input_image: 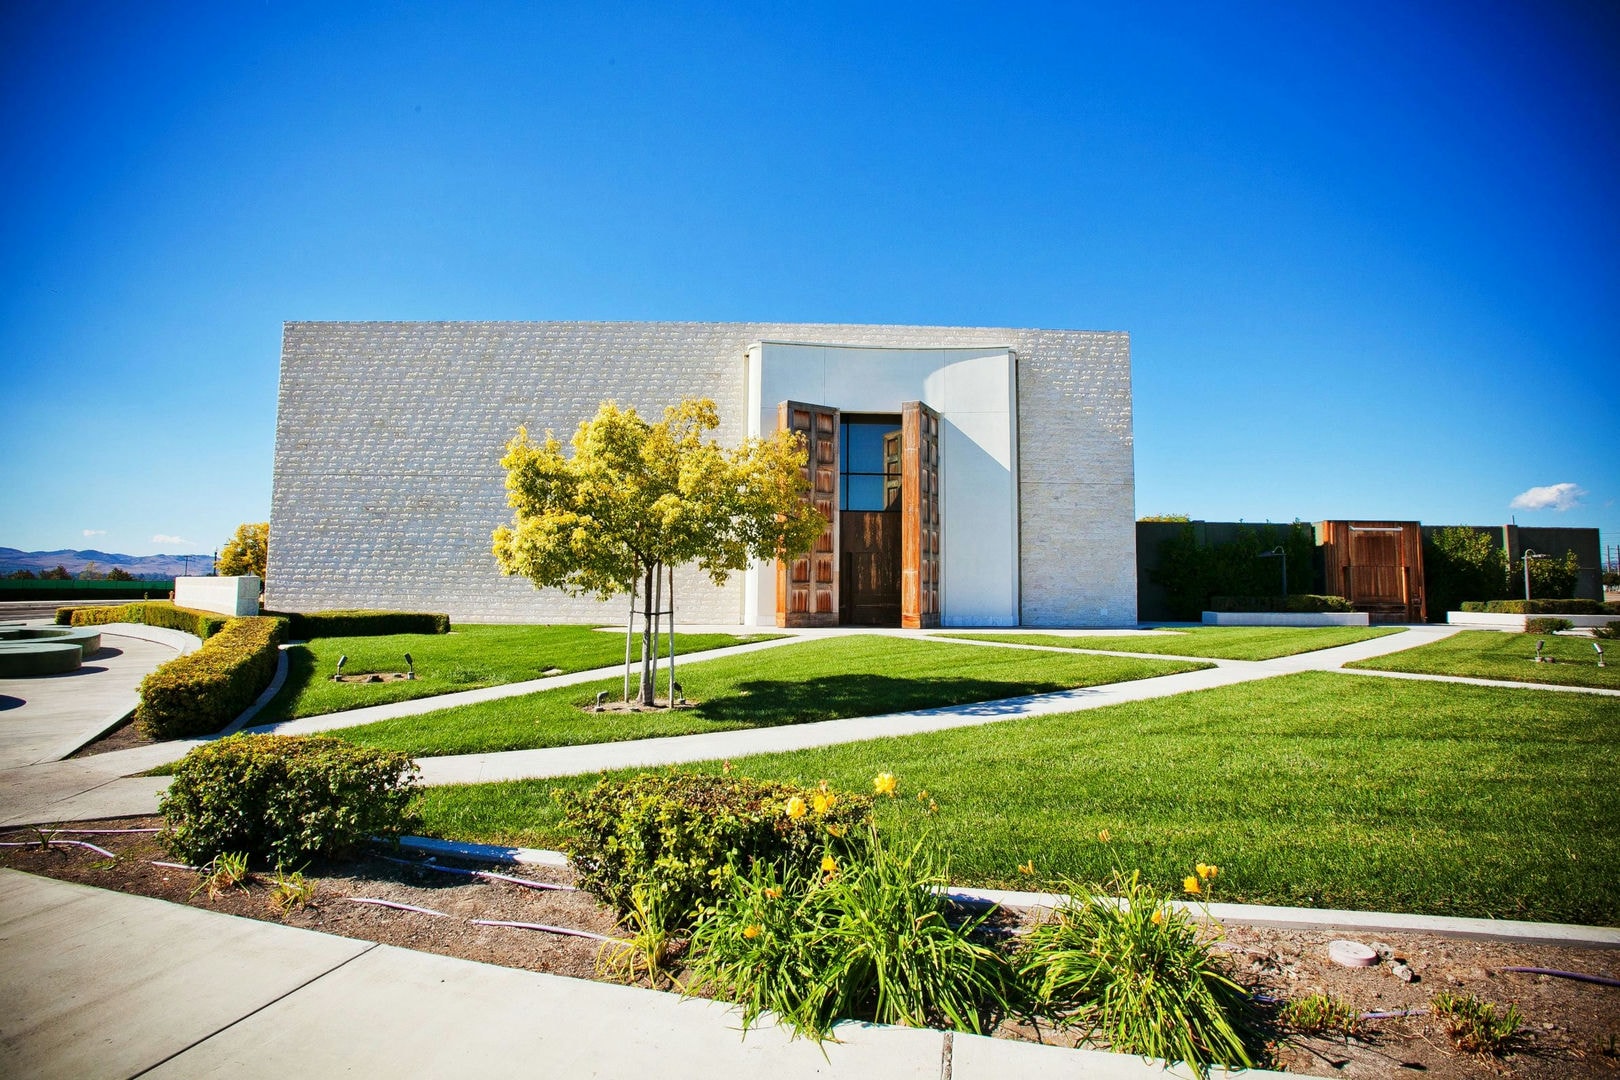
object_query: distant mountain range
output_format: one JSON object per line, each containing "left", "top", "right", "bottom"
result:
{"left": 0, "top": 547, "right": 213, "bottom": 580}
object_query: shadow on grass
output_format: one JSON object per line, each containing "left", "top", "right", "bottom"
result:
{"left": 688, "top": 674, "right": 1075, "bottom": 727}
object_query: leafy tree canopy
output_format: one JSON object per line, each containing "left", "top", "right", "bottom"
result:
{"left": 492, "top": 398, "right": 823, "bottom": 599}
{"left": 219, "top": 522, "right": 269, "bottom": 579}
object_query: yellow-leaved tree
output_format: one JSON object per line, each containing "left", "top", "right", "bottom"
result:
{"left": 218, "top": 522, "right": 269, "bottom": 579}
{"left": 493, "top": 398, "right": 823, "bottom": 705}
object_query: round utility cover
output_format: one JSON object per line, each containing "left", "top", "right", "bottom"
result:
{"left": 1329, "top": 940, "right": 1379, "bottom": 967}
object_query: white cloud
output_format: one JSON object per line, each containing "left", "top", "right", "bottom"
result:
{"left": 82, "top": 529, "right": 106, "bottom": 537}
{"left": 1509, "top": 483, "right": 1586, "bottom": 512}
{"left": 151, "top": 534, "right": 194, "bottom": 546}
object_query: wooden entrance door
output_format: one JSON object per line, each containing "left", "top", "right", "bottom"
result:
{"left": 900, "top": 401, "right": 941, "bottom": 629}
{"left": 776, "top": 401, "right": 840, "bottom": 627}
{"left": 841, "top": 511, "right": 901, "bottom": 625}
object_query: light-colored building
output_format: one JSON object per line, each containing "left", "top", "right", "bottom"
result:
{"left": 269, "top": 321, "right": 1136, "bottom": 627}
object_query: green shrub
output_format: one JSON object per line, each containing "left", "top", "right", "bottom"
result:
{"left": 1525, "top": 617, "right": 1575, "bottom": 634}
{"left": 1424, "top": 527, "right": 1512, "bottom": 621}
{"left": 159, "top": 734, "right": 418, "bottom": 865}
{"left": 136, "top": 616, "right": 286, "bottom": 738}
{"left": 555, "top": 772, "right": 872, "bottom": 925}
{"left": 1460, "top": 599, "right": 1613, "bottom": 615}
{"left": 1594, "top": 621, "right": 1620, "bottom": 641}
{"left": 63, "top": 600, "right": 228, "bottom": 639}
{"left": 686, "top": 828, "right": 1014, "bottom": 1039}
{"left": 1205, "top": 594, "right": 1352, "bottom": 613}
{"left": 1151, "top": 523, "right": 1317, "bottom": 621}
{"left": 1019, "top": 870, "right": 1254, "bottom": 1077}
{"left": 264, "top": 609, "right": 451, "bottom": 638}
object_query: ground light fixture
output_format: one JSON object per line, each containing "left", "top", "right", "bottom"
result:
{"left": 1597, "top": 642, "right": 1606, "bottom": 668}
{"left": 404, "top": 653, "right": 415, "bottom": 680}
{"left": 1257, "top": 545, "right": 1288, "bottom": 596}
{"left": 333, "top": 655, "right": 347, "bottom": 681}
{"left": 1535, "top": 640, "right": 1546, "bottom": 663}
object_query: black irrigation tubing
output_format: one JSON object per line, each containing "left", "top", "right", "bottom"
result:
{"left": 374, "top": 854, "right": 578, "bottom": 892}
{"left": 1501, "top": 966, "right": 1620, "bottom": 988}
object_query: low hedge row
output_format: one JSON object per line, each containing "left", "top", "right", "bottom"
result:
{"left": 557, "top": 773, "right": 873, "bottom": 925}
{"left": 136, "top": 616, "right": 286, "bottom": 739}
{"left": 263, "top": 609, "right": 451, "bottom": 638}
{"left": 1206, "top": 594, "right": 1354, "bottom": 613}
{"left": 1459, "top": 599, "right": 1618, "bottom": 615}
{"left": 59, "top": 600, "right": 229, "bottom": 640}
{"left": 160, "top": 734, "right": 418, "bottom": 864}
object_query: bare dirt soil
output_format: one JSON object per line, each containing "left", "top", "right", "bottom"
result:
{"left": 4, "top": 818, "right": 1616, "bottom": 1078}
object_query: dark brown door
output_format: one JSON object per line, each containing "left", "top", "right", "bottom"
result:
{"left": 841, "top": 511, "right": 901, "bottom": 625}
{"left": 900, "top": 401, "right": 941, "bottom": 629}
{"left": 776, "top": 401, "right": 840, "bottom": 627}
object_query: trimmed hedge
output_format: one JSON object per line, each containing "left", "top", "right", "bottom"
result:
{"left": 136, "top": 616, "right": 286, "bottom": 739}
{"left": 1206, "top": 594, "right": 1353, "bottom": 613}
{"left": 1525, "top": 617, "right": 1575, "bottom": 634}
{"left": 1459, "top": 599, "right": 1617, "bottom": 615}
{"left": 160, "top": 734, "right": 418, "bottom": 864}
{"left": 60, "top": 600, "right": 228, "bottom": 640}
{"left": 556, "top": 773, "right": 873, "bottom": 924}
{"left": 263, "top": 609, "right": 451, "bottom": 638}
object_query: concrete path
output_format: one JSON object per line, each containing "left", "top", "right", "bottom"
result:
{"left": 0, "top": 869, "right": 1283, "bottom": 1080}
{"left": 0, "top": 627, "right": 190, "bottom": 771}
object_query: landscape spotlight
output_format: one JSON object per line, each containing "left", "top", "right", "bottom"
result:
{"left": 595, "top": 691, "right": 608, "bottom": 712}
{"left": 404, "top": 652, "right": 415, "bottom": 680}
{"left": 333, "top": 655, "right": 347, "bottom": 681}
{"left": 1597, "top": 642, "right": 1606, "bottom": 669}
{"left": 1534, "top": 640, "right": 1545, "bottom": 663}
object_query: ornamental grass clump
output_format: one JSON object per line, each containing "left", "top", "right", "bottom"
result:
{"left": 685, "top": 826, "right": 1015, "bottom": 1041}
{"left": 1019, "top": 867, "right": 1254, "bottom": 1077}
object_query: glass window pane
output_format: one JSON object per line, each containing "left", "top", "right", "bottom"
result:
{"left": 845, "top": 475, "right": 889, "bottom": 511}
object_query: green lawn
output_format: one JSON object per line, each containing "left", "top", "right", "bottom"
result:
{"left": 940, "top": 625, "right": 1398, "bottom": 660}
{"left": 414, "top": 672, "right": 1620, "bottom": 925}
{"left": 258, "top": 624, "right": 776, "bottom": 722}
{"left": 331, "top": 636, "right": 1206, "bottom": 757}
{"left": 1347, "top": 630, "right": 1620, "bottom": 690}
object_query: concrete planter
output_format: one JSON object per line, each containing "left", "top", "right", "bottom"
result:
{"left": 1201, "top": 611, "right": 1369, "bottom": 627}
{"left": 1446, "top": 611, "right": 1618, "bottom": 631}
{"left": 174, "top": 575, "right": 261, "bottom": 617}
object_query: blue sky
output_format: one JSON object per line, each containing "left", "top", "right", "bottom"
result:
{"left": 2, "top": 1, "right": 1615, "bottom": 560}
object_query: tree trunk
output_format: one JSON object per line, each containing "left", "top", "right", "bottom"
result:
{"left": 639, "top": 561, "right": 657, "bottom": 706}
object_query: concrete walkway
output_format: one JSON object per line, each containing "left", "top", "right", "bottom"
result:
{"left": 0, "top": 869, "right": 1284, "bottom": 1080}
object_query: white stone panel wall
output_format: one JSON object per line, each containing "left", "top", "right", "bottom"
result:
{"left": 270, "top": 322, "right": 1135, "bottom": 625}
{"left": 175, "top": 576, "right": 262, "bottom": 617}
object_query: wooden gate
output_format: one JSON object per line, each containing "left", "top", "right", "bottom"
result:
{"left": 900, "top": 401, "right": 941, "bottom": 629}
{"left": 1318, "top": 520, "right": 1425, "bottom": 622}
{"left": 776, "top": 401, "right": 840, "bottom": 627}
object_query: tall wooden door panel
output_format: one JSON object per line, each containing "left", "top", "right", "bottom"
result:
{"left": 776, "top": 401, "right": 840, "bottom": 627}
{"left": 900, "top": 400, "right": 941, "bottom": 629}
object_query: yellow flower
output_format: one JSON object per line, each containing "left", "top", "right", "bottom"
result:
{"left": 1151, "top": 909, "right": 1165, "bottom": 926}
{"left": 873, "top": 772, "right": 898, "bottom": 796}
{"left": 1184, "top": 875, "right": 1201, "bottom": 895}
{"left": 1198, "top": 863, "right": 1219, "bottom": 880}
{"left": 722, "top": 760, "right": 733, "bottom": 774}
{"left": 763, "top": 887, "right": 782, "bottom": 900}
{"left": 820, "top": 855, "right": 838, "bottom": 877}
{"left": 743, "top": 924, "right": 761, "bottom": 939}
{"left": 1017, "top": 860, "right": 1035, "bottom": 876}
{"left": 812, "top": 791, "right": 836, "bottom": 814}
{"left": 1098, "top": 829, "right": 1112, "bottom": 843}
{"left": 825, "top": 824, "right": 847, "bottom": 838}
{"left": 785, "top": 796, "right": 807, "bottom": 820}
{"left": 927, "top": 799, "right": 938, "bottom": 814}
{"left": 916, "top": 789, "right": 930, "bottom": 802}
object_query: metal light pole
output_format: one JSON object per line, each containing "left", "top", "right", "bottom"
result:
{"left": 1522, "top": 549, "right": 1543, "bottom": 600}
{"left": 1258, "top": 546, "right": 1288, "bottom": 597}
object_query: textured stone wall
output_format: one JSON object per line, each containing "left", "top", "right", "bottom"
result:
{"left": 269, "top": 322, "right": 1136, "bottom": 625}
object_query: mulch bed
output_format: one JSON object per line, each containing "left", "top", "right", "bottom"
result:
{"left": 3, "top": 818, "right": 1616, "bottom": 1078}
